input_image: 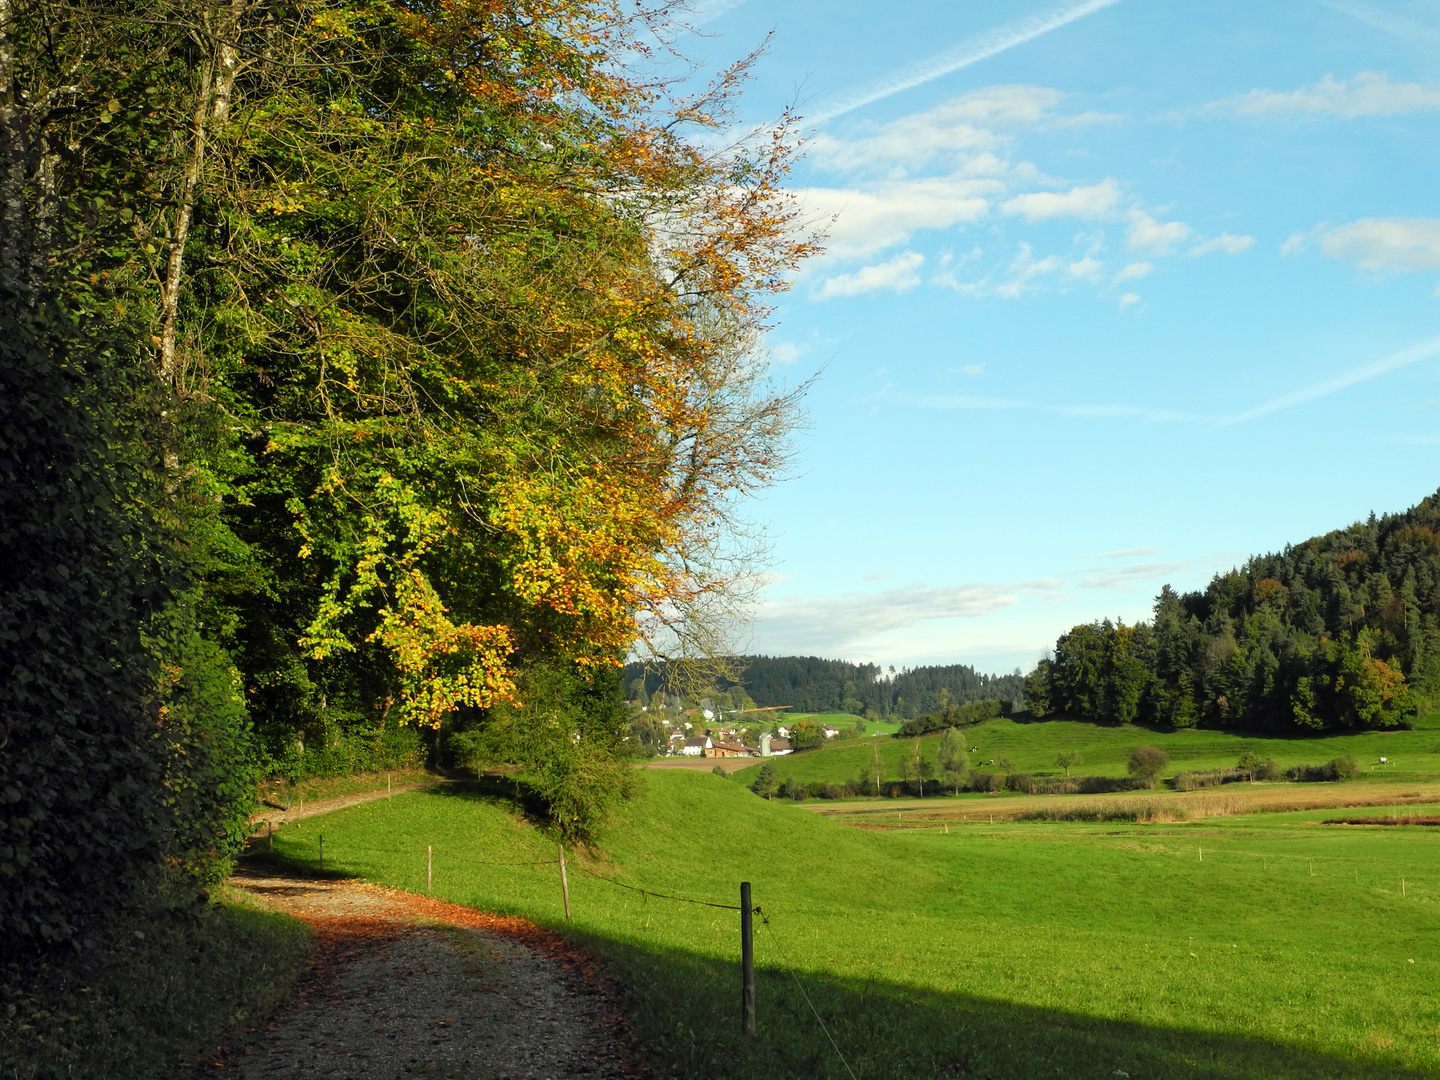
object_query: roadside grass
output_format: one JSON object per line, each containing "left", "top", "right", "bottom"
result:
{"left": 257, "top": 767, "right": 441, "bottom": 808}
{"left": 0, "top": 893, "right": 311, "bottom": 1080}
{"left": 728, "top": 713, "right": 1440, "bottom": 791}
{"left": 257, "top": 770, "right": 1440, "bottom": 1078}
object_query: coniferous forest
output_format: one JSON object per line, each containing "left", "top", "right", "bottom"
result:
{"left": 626, "top": 656, "right": 1025, "bottom": 718}
{"left": 1027, "top": 491, "right": 1440, "bottom": 731}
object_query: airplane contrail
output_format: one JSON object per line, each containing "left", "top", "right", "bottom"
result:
{"left": 1220, "top": 332, "right": 1440, "bottom": 426}
{"left": 811, "top": 0, "right": 1124, "bottom": 124}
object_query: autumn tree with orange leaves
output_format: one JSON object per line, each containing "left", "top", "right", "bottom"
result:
{"left": 11, "top": 0, "right": 817, "bottom": 835}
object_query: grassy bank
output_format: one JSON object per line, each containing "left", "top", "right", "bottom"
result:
{"left": 254, "top": 769, "right": 1440, "bottom": 1078}
{"left": 0, "top": 893, "right": 311, "bottom": 1079}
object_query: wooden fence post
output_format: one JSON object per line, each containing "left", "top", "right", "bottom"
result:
{"left": 741, "top": 881, "right": 755, "bottom": 1036}
{"left": 427, "top": 845, "right": 433, "bottom": 892}
{"left": 558, "top": 844, "right": 572, "bottom": 920}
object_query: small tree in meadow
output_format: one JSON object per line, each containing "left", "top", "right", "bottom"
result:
{"left": 867, "top": 744, "right": 884, "bottom": 796}
{"left": 938, "top": 728, "right": 969, "bottom": 794}
{"left": 900, "top": 739, "right": 933, "bottom": 796}
{"left": 1128, "top": 745, "right": 1169, "bottom": 782}
{"left": 1055, "top": 749, "right": 1082, "bottom": 777}
{"left": 751, "top": 763, "right": 778, "bottom": 799}
{"left": 1236, "top": 750, "right": 1262, "bottom": 780}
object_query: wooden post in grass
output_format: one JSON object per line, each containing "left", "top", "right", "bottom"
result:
{"left": 267, "top": 820, "right": 273, "bottom": 851}
{"left": 740, "top": 881, "right": 755, "bottom": 1036}
{"left": 427, "top": 845, "right": 433, "bottom": 892}
{"left": 388, "top": 773, "right": 392, "bottom": 800}
{"left": 558, "top": 844, "right": 572, "bottom": 921}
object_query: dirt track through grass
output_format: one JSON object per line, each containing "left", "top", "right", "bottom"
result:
{"left": 205, "top": 861, "right": 632, "bottom": 1079}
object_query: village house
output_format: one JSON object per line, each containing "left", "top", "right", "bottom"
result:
{"left": 708, "top": 741, "right": 755, "bottom": 758}
{"left": 680, "top": 735, "right": 712, "bottom": 757}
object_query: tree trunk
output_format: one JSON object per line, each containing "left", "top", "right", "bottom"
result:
{"left": 157, "top": 0, "right": 247, "bottom": 416}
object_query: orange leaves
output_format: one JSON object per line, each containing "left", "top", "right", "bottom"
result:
{"left": 493, "top": 466, "right": 681, "bottom": 665}
{"left": 371, "top": 570, "right": 516, "bottom": 727}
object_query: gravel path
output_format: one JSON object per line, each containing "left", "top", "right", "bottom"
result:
{"left": 206, "top": 863, "right": 634, "bottom": 1080}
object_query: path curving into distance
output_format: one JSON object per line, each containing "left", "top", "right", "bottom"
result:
{"left": 202, "top": 861, "right": 634, "bottom": 1079}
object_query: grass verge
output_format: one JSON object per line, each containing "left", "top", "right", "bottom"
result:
{"left": 254, "top": 771, "right": 1440, "bottom": 1078}
{"left": 0, "top": 892, "right": 311, "bottom": 1079}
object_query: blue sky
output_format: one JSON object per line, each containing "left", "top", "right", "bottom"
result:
{"left": 678, "top": 0, "right": 1440, "bottom": 674}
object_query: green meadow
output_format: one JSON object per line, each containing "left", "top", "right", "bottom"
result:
{"left": 733, "top": 713, "right": 1440, "bottom": 788}
{"left": 259, "top": 762, "right": 1440, "bottom": 1079}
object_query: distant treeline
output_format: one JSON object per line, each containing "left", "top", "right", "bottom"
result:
{"left": 624, "top": 656, "right": 1026, "bottom": 719}
{"left": 895, "top": 698, "right": 1008, "bottom": 736}
{"left": 1028, "top": 489, "right": 1440, "bottom": 732}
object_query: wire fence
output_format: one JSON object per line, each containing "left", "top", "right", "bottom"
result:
{"left": 249, "top": 819, "right": 863, "bottom": 1075}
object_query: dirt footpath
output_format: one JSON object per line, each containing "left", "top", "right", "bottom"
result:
{"left": 207, "top": 862, "right": 634, "bottom": 1080}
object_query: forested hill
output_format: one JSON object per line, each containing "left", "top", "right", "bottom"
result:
{"left": 625, "top": 656, "right": 1025, "bottom": 719}
{"left": 1029, "top": 488, "right": 1440, "bottom": 732}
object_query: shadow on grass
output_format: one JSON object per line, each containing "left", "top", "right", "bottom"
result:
{"left": 568, "top": 935, "right": 1422, "bottom": 1080}
{"left": 243, "top": 840, "right": 1422, "bottom": 1080}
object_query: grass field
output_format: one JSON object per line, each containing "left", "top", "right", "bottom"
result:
{"left": 257, "top": 761, "right": 1440, "bottom": 1079}
{"left": 731, "top": 713, "right": 1440, "bottom": 790}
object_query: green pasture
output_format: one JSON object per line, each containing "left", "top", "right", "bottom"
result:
{"left": 731, "top": 713, "right": 1440, "bottom": 789}
{"left": 260, "top": 769, "right": 1440, "bottom": 1078}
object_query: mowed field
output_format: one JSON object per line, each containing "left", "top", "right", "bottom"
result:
{"left": 728, "top": 713, "right": 1440, "bottom": 790}
{"left": 260, "top": 740, "right": 1440, "bottom": 1080}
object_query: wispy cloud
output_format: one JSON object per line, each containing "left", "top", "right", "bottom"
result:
{"left": 1219, "top": 333, "right": 1440, "bottom": 427}
{"left": 1190, "top": 233, "right": 1255, "bottom": 256}
{"left": 1323, "top": 0, "right": 1440, "bottom": 42}
{"left": 684, "top": 0, "right": 751, "bottom": 25}
{"left": 1128, "top": 211, "right": 1192, "bottom": 254}
{"left": 874, "top": 385, "right": 1205, "bottom": 424}
{"left": 808, "top": 86, "right": 1067, "bottom": 174}
{"left": 1211, "top": 72, "right": 1440, "bottom": 118}
{"left": 751, "top": 580, "right": 1066, "bottom": 655}
{"left": 1115, "top": 261, "right": 1153, "bottom": 281}
{"left": 810, "top": 0, "right": 1124, "bottom": 124}
{"left": 795, "top": 177, "right": 994, "bottom": 258}
{"left": 816, "top": 251, "right": 925, "bottom": 299}
{"left": 1086, "top": 547, "right": 1160, "bottom": 559}
{"left": 1321, "top": 217, "right": 1440, "bottom": 272}
{"left": 1001, "top": 178, "right": 1122, "bottom": 222}
{"left": 1080, "top": 561, "right": 1192, "bottom": 589}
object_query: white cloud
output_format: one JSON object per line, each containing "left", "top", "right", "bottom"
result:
{"left": 750, "top": 580, "right": 1066, "bottom": 655}
{"left": 1001, "top": 178, "right": 1122, "bottom": 222}
{"left": 797, "top": 178, "right": 993, "bottom": 258}
{"left": 1127, "top": 211, "right": 1192, "bottom": 254}
{"left": 816, "top": 251, "right": 926, "bottom": 299}
{"left": 1320, "top": 217, "right": 1440, "bottom": 272}
{"left": 810, "top": 0, "right": 1124, "bottom": 124}
{"left": 1080, "top": 561, "right": 1192, "bottom": 589}
{"left": 1215, "top": 72, "right": 1440, "bottom": 119}
{"left": 937, "top": 242, "right": 1064, "bottom": 298}
{"left": 1189, "top": 233, "right": 1255, "bottom": 256}
{"left": 1118, "top": 292, "right": 1141, "bottom": 307}
{"left": 1086, "top": 547, "right": 1160, "bottom": 558}
{"left": 1115, "top": 261, "right": 1153, "bottom": 281}
{"left": 1068, "top": 257, "right": 1104, "bottom": 281}
{"left": 769, "top": 341, "right": 811, "bottom": 365}
{"left": 809, "top": 86, "right": 1064, "bottom": 174}
{"left": 958, "top": 363, "right": 986, "bottom": 376}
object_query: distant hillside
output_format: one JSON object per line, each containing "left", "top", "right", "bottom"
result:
{"left": 1030, "top": 488, "right": 1440, "bottom": 732}
{"left": 624, "top": 655, "right": 1025, "bottom": 720}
